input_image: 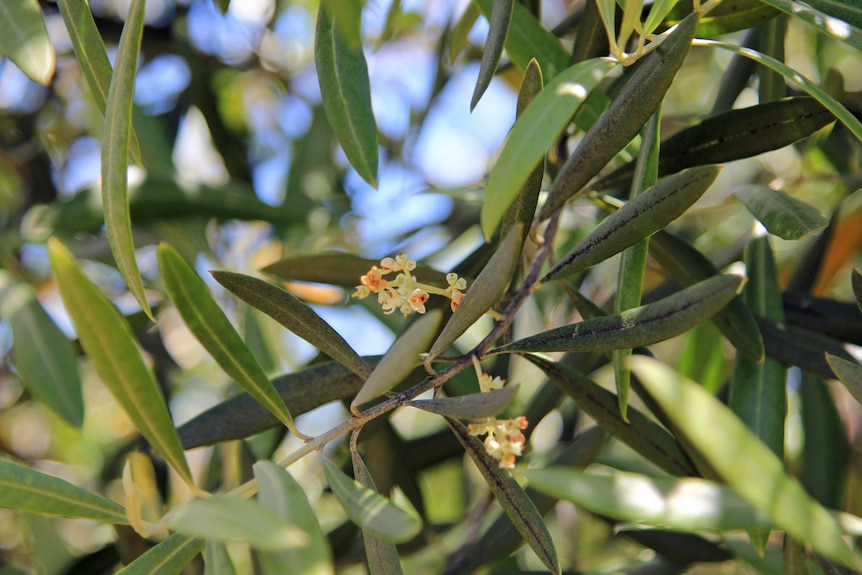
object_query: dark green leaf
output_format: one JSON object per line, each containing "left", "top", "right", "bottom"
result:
{"left": 315, "top": 3, "right": 379, "bottom": 187}
{"left": 0, "top": 275, "right": 83, "bottom": 428}
{"left": 734, "top": 186, "right": 828, "bottom": 240}
{"left": 321, "top": 457, "right": 421, "bottom": 544}
{"left": 649, "top": 230, "right": 765, "bottom": 361}
{"left": 212, "top": 271, "right": 371, "bottom": 379}
{"left": 447, "top": 417, "right": 560, "bottom": 574}
{"left": 471, "top": 0, "right": 513, "bottom": 110}
{"left": 428, "top": 225, "right": 524, "bottom": 362}
{"left": 102, "top": 0, "right": 152, "bottom": 321}
{"left": 853, "top": 268, "right": 862, "bottom": 313}
{"left": 0, "top": 458, "right": 127, "bottom": 523}
{"left": 481, "top": 58, "right": 616, "bottom": 240}
{"left": 539, "top": 12, "right": 699, "bottom": 220}
{"left": 408, "top": 384, "right": 518, "bottom": 420}
{"left": 494, "top": 274, "right": 742, "bottom": 355}
{"left": 543, "top": 165, "right": 719, "bottom": 282}
{"left": 48, "top": 238, "right": 193, "bottom": 485}
{"left": 800, "top": 373, "right": 848, "bottom": 509}
{"left": 629, "top": 357, "right": 862, "bottom": 571}
{"left": 115, "top": 535, "right": 204, "bottom": 575}
{"left": 0, "top": 0, "right": 54, "bottom": 84}
{"left": 158, "top": 245, "right": 302, "bottom": 437}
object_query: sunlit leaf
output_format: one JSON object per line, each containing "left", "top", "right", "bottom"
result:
{"left": 254, "top": 462, "right": 334, "bottom": 575}
{"left": 734, "top": 186, "right": 828, "bottom": 240}
{"left": 428, "top": 225, "right": 523, "bottom": 363}
{"left": 321, "top": 457, "right": 422, "bottom": 544}
{"left": 0, "top": 458, "right": 127, "bottom": 523}
{"left": 471, "top": 0, "right": 513, "bottom": 110}
{"left": 158, "top": 244, "right": 302, "bottom": 437}
{"left": 408, "top": 385, "right": 518, "bottom": 420}
{"left": 539, "top": 12, "right": 699, "bottom": 220}
{"left": 315, "top": 3, "right": 378, "bottom": 187}
{"left": 474, "top": 0, "right": 569, "bottom": 80}
{"left": 212, "top": 271, "right": 371, "bottom": 379}
{"left": 115, "top": 535, "right": 204, "bottom": 575}
{"left": 543, "top": 165, "right": 718, "bottom": 282}
{"left": 522, "top": 468, "right": 772, "bottom": 532}
{"left": 102, "top": 0, "right": 152, "bottom": 321}
{"left": 481, "top": 58, "right": 615, "bottom": 240}
{"left": 758, "top": 0, "right": 862, "bottom": 51}
{"left": 447, "top": 418, "right": 560, "bottom": 575}
{"left": 0, "top": 0, "right": 54, "bottom": 84}
{"left": 48, "top": 238, "right": 193, "bottom": 485}
{"left": 352, "top": 310, "right": 442, "bottom": 413}
{"left": 629, "top": 356, "right": 862, "bottom": 571}
{"left": 165, "top": 497, "right": 309, "bottom": 552}
{"left": 0, "top": 275, "right": 83, "bottom": 428}
{"left": 493, "top": 275, "right": 742, "bottom": 355}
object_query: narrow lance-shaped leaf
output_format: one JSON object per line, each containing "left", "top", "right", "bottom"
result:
{"left": 523, "top": 353, "right": 697, "bottom": 477}
{"left": 165, "top": 497, "right": 309, "bottom": 552}
{"left": 447, "top": 418, "right": 561, "bottom": 575}
{"left": 321, "top": 457, "right": 422, "bottom": 544}
{"left": 158, "top": 245, "right": 304, "bottom": 438}
{"left": 55, "top": 0, "right": 142, "bottom": 164}
{"left": 629, "top": 356, "right": 862, "bottom": 571}
{"left": 450, "top": 2, "right": 480, "bottom": 63}
{"left": 0, "top": 0, "right": 54, "bottom": 84}
{"left": 48, "top": 238, "right": 193, "bottom": 485}
{"left": 408, "top": 384, "right": 518, "bottom": 420}
{"left": 544, "top": 165, "right": 719, "bottom": 282}
{"left": 204, "top": 541, "right": 237, "bottom": 575}
{"left": 493, "top": 274, "right": 742, "bottom": 355}
{"left": 351, "top": 449, "right": 404, "bottom": 575}
{"left": 523, "top": 468, "right": 772, "bottom": 532}
{"left": 0, "top": 275, "right": 84, "bottom": 428}
{"left": 212, "top": 271, "right": 371, "bottom": 379}
{"left": 254, "top": 462, "right": 334, "bottom": 575}
{"left": 539, "top": 12, "right": 699, "bottom": 220}
{"left": 756, "top": 0, "right": 862, "bottom": 52}
{"left": 649, "top": 230, "right": 765, "bottom": 362}
{"left": 315, "top": 3, "right": 379, "bottom": 187}
{"left": 695, "top": 41, "right": 862, "bottom": 144}
{"left": 500, "top": 59, "right": 544, "bottom": 246}
{"left": 474, "top": 0, "right": 569, "bottom": 80}
{"left": 115, "top": 534, "right": 204, "bottom": 575}
{"left": 826, "top": 354, "right": 862, "bottom": 406}
{"left": 613, "top": 109, "right": 661, "bottom": 422}
{"left": 471, "top": 0, "right": 513, "bottom": 110}
{"left": 102, "top": 0, "right": 153, "bottom": 321}
{"left": 481, "top": 58, "right": 616, "bottom": 240}
{"left": 351, "top": 309, "right": 442, "bottom": 414}
{"left": 0, "top": 458, "right": 127, "bottom": 524}
{"left": 428, "top": 225, "right": 523, "bottom": 364}
{"left": 733, "top": 185, "right": 828, "bottom": 240}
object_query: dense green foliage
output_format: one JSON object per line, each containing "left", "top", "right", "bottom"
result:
{"left": 3, "top": 0, "right": 862, "bottom": 573}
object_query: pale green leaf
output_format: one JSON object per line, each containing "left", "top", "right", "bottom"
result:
{"left": 116, "top": 535, "right": 204, "bottom": 575}
{"left": 0, "top": 0, "right": 54, "bottom": 84}
{"left": 0, "top": 274, "right": 83, "bottom": 428}
{"left": 408, "top": 384, "right": 518, "bottom": 420}
{"left": 471, "top": 0, "right": 514, "bottom": 110}
{"left": 481, "top": 58, "right": 616, "bottom": 240}
{"left": 629, "top": 356, "right": 862, "bottom": 571}
{"left": 102, "top": 0, "right": 152, "bottom": 321}
{"left": 450, "top": 3, "right": 480, "bottom": 63}
{"left": 321, "top": 457, "right": 422, "bottom": 544}
{"left": 351, "top": 310, "right": 442, "bottom": 413}
{"left": 204, "top": 541, "right": 236, "bottom": 575}
{"left": 350, "top": 450, "right": 404, "bottom": 575}
{"left": 0, "top": 458, "right": 127, "bottom": 523}
{"left": 757, "top": 0, "right": 862, "bottom": 51}
{"left": 212, "top": 271, "right": 371, "bottom": 379}
{"left": 165, "top": 497, "right": 309, "bottom": 552}
{"left": 826, "top": 354, "right": 862, "bottom": 406}
{"left": 522, "top": 468, "right": 772, "bottom": 532}
{"left": 158, "top": 245, "right": 301, "bottom": 437}
{"left": 48, "top": 238, "right": 193, "bottom": 485}
{"left": 254, "top": 462, "right": 334, "bottom": 575}
{"left": 734, "top": 185, "right": 828, "bottom": 240}
{"left": 315, "top": 3, "right": 378, "bottom": 187}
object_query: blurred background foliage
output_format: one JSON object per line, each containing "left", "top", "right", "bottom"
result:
{"left": 2, "top": 0, "right": 862, "bottom": 573}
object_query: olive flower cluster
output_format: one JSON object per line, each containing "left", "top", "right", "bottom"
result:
{"left": 352, "top": 253, "right": 467, "bottom": 318}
